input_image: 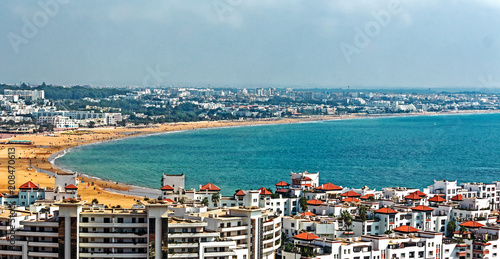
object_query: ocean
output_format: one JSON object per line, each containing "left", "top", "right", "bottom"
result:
{"left": 55, "top": 113, "right": 500, "bottom": 195}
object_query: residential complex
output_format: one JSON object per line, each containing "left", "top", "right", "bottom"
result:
{"left": 1, "top": 171, "right": 499, "bottom": 259}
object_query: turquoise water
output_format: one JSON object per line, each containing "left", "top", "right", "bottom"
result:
{"left": 56, "top": 113, "right": 500, "bottom": 195}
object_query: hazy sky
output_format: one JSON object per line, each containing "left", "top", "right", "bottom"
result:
{"left": 1, "top": 0, "right": 499, "bottom": 89}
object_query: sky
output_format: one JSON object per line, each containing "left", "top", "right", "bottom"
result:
{"left": 1, "top": 0, "right": 500, "bottom": 89}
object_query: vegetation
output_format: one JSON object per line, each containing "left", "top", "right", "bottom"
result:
{"left": 201, "top": 197, "right": 209, "bottom": 207}
{"left": 211, "top": 193, "right": 220, "bottom": 206}
{"left": 341, "top": 210, "right": 353, "bottom": 230}
{"left": 298, "top": 197, "right": 308, "bottom": 212}
{"left": 91, "top": 198, "right": 99, "bottom": 204}
{"left": 446, "top": 220, "right": 457, "bottom": 237}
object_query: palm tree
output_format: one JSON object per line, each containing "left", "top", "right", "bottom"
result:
{"left": 211, "top": 193, "right": 220, "bottom": 207}
{"left": 359, "top": 206, "right": 368, "bottom": 235}
{"left": 201, "top": 197, "right": 209, "bottom": 207}
{"left": 459, "top": 225, "right": 467, "bottom": 235}
{"left": 446, "top": 220, "right": 457, "bottom": 238}
{"left": 341, "top": 210, "right": 353, "bottom": 231}
{"left": 299, "top": 197, "right": 308, "bottom": 212}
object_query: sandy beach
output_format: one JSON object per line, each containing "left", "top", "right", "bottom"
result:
{"left": 1, "top": 110, "right": 499, "bottom": 208}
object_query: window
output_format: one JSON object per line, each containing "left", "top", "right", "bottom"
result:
{"left": 291, "top": 223, "right": 295, "bottom": 228}
{"left": 117, "top": 218, "right": 124, "bottom": 223}
{"left": 418, "top": 251, "right": 424, "bottom": 258}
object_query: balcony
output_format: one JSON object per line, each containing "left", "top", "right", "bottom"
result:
{"left": 168, "top": 253, "right": 198, "bottom": 258}
{"left": 79, "top": 232, "right": 144, "bottom": 238}
{"left": 15, "top": 231, "right": 58, "bottom": 237}
{"left": 79, "top": 242, "right": 148, "bottom": 248}
{"left": 28, "top": 242, "right": 58, "bottom": 248}
{"left": 168, "top": 243, "right": 199, "bottom": 248}
{"left": 168, "top": 233, "right": 217, "bottom": 238}
{"left": 456, "top": 252, "right": 467, "bottom": 256}
{"left": 204, "top": 251, "right": 236, "bottom": 257}
{"left": 80, "top": 223, "right": 148, "bottom": 228}
{"left": 80, "top": 252, "right": 148, "bottom": 258}
{"left": 0, "top": 250, "right": 23, "bottom": 256}
{"left": 28, "top": 251, "right": 58, "bottom": 258}
{"left": 220, "top": 225, "right": 249, "bottom": 232}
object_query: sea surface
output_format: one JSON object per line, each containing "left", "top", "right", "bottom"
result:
{"left": 56, "top": 113, "right": 500, "bottom": 195}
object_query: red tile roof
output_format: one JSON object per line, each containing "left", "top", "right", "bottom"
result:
{"left": 293, "top": 232, "right": 319, "bottom": 241}
{"left": 393, "top": 225, "right": 419, "bottom": 233}
{"left": 360, "top": 194, "right": 374, "bottom": 200}
{"left": 451, "top": 194, "right": 463, "bottom": 201}
{"left": 161, "top": 185, "right": 174, "bottom": 191}
{"left": 404, "top": 193, "right": 422, "bottom": 200}
{"left": 411, "top": 205, "right": 434, "bottom": 212}
{"left": 0, "top": 193, "right": 3, "bottom": 197}
{"left": 342, "top": 197, "right": 360, "bottom": 203}
{"left": 307, "top": 199, "right": 325, "bottom": 205}
{"left": 200, "top": 183, "right": 220, "bottom": 191}
{"left": 258, "top": 187, "right": 272, "bottom": 195}
{"left": 275, "top": 181, "right": 289, "bottom": 186}
{"left": 301, "top": 211, "right": 315, "bottom": 217}
{"left": 375, "top": 207, "right": 398, "bottom": 214}
{"left": 235, "top": 190, "right": 245, "bottom": 196}
{"left": 64, "top": 184, "right": 78, "bottom": 190}
{"left": 341, "top": 191, "right": 361, "bottom": 197}
{"left": 303, "top": 177, "right": 313, "bottom": 181}
{"left": 412, "top": 190, "right": 427, "bottom": 197}
{"left": 453, "top": 230, "right": 471, "bottom": 234}
{"left": 162, "top": 198, "right": 176, "bottom": 203}
{"left": 459, "top": 221, "right": 484, "bottom": 228}
{"left": 303, "top": 183, "right": 313, "bottom": 187}
{"left": 316, "top": 183, "right": 342, "bottom": 191}
{"left": 428, "top": 196, "right": 446, "bottom": 202}
{"left": 19, "top": 181, "right": 39, "bottom": 190}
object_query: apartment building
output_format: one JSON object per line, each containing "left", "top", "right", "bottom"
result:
{"left": 186, "top": 207, "right": 282, "bottom": 259}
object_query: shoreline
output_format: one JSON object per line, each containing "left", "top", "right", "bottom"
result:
{"left": 2, "top": 110, "right": 500, "bottom": 206}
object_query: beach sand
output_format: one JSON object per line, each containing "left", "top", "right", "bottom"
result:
{"left": 1, "top": 110, "right": 498, "bottom": 207}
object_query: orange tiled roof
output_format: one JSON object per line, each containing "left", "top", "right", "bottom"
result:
{"left": 275, "top": 181, "right": 289, "bottom": 186}
{"left": 19, "top": 181, "right": 39, "bottom": 190}
{"left": 316, "top": 183, "right": 342, "bottom": 191}
{"left": 459, "top": 221, "right": 484, "bottom": 228}
{"left": 404, "top": 193, "right": 422, "bottom": 200}
{"left": 428, "top": 195, "right": 446, "bottom": 202}
{"left": 293, "top": 232, "right": 319, "bottom": 241}
{"left": 301, "top": 211, "right": 315, "bottom": 217}
{"left": 451, "top": 194, "right": 463, "bottom": 201}
{"left": 393, "top": 225, "right": 419, "bottom": 233}
{"left": 303, "top": 177, "right": 313, "bottom": 181}
{"left": 413, "top": 190, "right": 427, "bottom": 197}
{"left": 258, "top": 187, "right": 272, "bottom": 195}
{"left": 342, "top": 197, "right": 360, "bottom": 203}
{"left": 307, "top": 199, "right": 325, "bottom": 205}
{"left": 200, "top": 183, "right": 221, "bottom": 191}
{"left": 162, "top": 198, "right": 176, "bottom": 203}
{"left": 411, "top": 205, "right": 434, "bottom": 212}
{"left": 161, "top": 185, "right": 174, "bottom": 191}
{"left": 235, "top": 190, "right": 245, "bottom": 196}
{"left": 360, "top": 194, "right": 374, "bottom": 200}
{"left": 375, "top": 207, "right": 398, "bottom": 214}
{"left": 64, "top": 184, "right": 78, "bottom": 190}
{"left": 341, "top": 191, "right": 361, "bottom": 197}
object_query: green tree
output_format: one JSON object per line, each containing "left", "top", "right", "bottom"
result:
{"left": 211, "top": 193, "right": 220, "bottom": 207}
{"left": 446, "top": 220, "right": 457, "bottom": 237}
{"left": 341, "top": 210, "right": 353, "bottom": 230}
{"left": 91, "top": 198, "right": 99, "bottom": 204}
{"left": 298, "top": 197, "right": 308, "bottom": 212}
{"left": 201, "top": 197, "right": 209, "bottom": 207}
{"left": 459, "top": 225, "right": 468, "bottom": 235}
{"left": 359, "top": 206, "right": 368, "bottom": 221}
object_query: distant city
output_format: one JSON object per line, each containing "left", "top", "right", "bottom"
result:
{"left": 1, "top": 83, "right": 499, "bottom": 134}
